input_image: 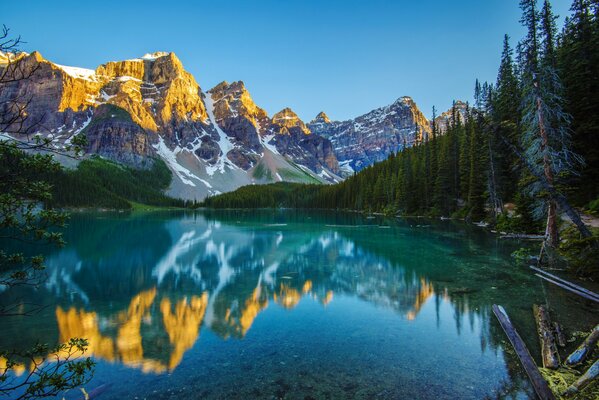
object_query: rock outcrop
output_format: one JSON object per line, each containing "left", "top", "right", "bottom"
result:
{"left": 84, "top": 104, "right": 155, "bottom": 167}
{"left": 268, "top": 108, "right": 339, "bottom": 174}
{"left": 307, "top": 96, "right": 431, "bottom": 174}
{"left": 207, "top": 81, "right": 267, "bottom": 170}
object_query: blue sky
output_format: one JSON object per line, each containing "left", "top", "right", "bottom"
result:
{"left": 3, "top": 0, "right": 571, "bottom": 121}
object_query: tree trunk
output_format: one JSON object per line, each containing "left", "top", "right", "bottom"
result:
{"left": 536, "top": 93, "right": 559, "bottom": 248}
{"left": 533, "top": 304, "right": 560, "bottom": 369}
{"left": 487, "top": 138, "right": 503, "bottom": 219}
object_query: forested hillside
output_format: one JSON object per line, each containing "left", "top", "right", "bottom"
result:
{"left": 48, "top": 157, "right": 186, "bottom": 209}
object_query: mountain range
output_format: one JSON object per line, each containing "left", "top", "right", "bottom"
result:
{"left": 0, "top": 50, "right": 462, "bottom": 199}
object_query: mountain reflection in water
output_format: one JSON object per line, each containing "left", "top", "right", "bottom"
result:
{"left": 50, "top": 222, "right": 436, "bottom": 373}
{"left": 1, "top": 210, "right": 596, "bottom": 399}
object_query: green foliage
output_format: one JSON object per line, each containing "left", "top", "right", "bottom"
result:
{"left": 48, "top": 157, "right": 185, "bottom": 209}
{"left": 496, "top": 209, "right": 543, "bottom": 235}
{"left": 0, "top": 142, "right": 68, "bottom": 287}
{"left": 558, "top": 225, "right": 599, "bottom": 278}
{"left": 511, "top": 247, "right": 534, "bottom": 265}
{"left": 587, "top": 198, "right": 599, "bottom": 216}
{"left": 204, "top": 1, "right": 599, "bottom": 256}
{"left": 0, "top": 142, "right": 95, "bottom": 398}
{"left": 0, "top": 338, "right": 95, "bottom": 400}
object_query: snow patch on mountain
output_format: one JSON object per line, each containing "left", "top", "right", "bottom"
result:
{"left": 54, "top": 64, "right": 97, "bottom": 81}
{"left": 203, "top": 94, "right": 238, "bottom": 176}
{"left": 259, "top": 134, "right": 279, "bottom": 155}
{"left": 153, "top": 137, "right": 198, "bottom": 187}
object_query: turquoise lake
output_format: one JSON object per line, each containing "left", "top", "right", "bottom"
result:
{"left": 1, "top": 210, "right": 597, "bottom": 399}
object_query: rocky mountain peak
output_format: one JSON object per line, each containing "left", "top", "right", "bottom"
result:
{"left": 306, "top": 96, "right": 433, "bottom": 175}
{"left": 311, "top": 111, "right": 331, "bottom": 124}
{"left": 394, "top": 96, "right": 414, "bottom": 106}
{"left": 28, "top": 51, "right": 45, "bottom": 63}
{"left": 208, "top": 80, "right": 268, "bottom": 126}
{"left": 271, "top": 108, "right": 310, "bottom": 135}
{"left": 434, "top": 100, "right": 470, "bottom": 133}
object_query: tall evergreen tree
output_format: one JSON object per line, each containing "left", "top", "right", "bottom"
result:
{"left": 519, "top": 0, "right": 581, "bottom": 248}
{"left": 495, "top": 35, "right": 521, "bottom": 125}
{"left": 468, "top": 111, "right": 487, "bottom": 220}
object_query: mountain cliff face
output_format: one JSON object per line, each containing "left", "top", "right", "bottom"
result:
{"left": 0, "top": 51, "right": 341, "bottom": 199}
{"left": 307, "top": 96, "right": 431, "bottom": 174}
{"left": 0, "top": 50, "right": 456, "bottom": 199}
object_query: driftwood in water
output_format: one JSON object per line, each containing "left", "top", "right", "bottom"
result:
{"left": 530, "top": 265, "right": 599, "bottom": 300}
{"left": 534, "top": 274, "right": 599, "bottom": 303}
{"left": 530, "top": 265, "right": 599, "bottom": 303}
{"left": 533, "top": 305, "right": 560, "bottom": 369}
{"left": 500, "top": 233, "right": 545, "bottom": 240}
{"left": 565, "top": 324, "right": 599, "bottom": 367}
{"left": 562, "top": 359, "right": 599, "bottom": 398}
{"left": 553, "top": 322, "right": 566, "bottom": 348}
{"left": 492, "top": 305, "right": 556, "bottom": 400}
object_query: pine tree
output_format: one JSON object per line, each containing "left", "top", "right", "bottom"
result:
{"left": 495, "top": 35, "right": 521, "bottom": 126}
{"left": 468, "top": 112, "right": 487, "bottom": 220}
{"left": 435, "top": 134, "right": 453, "bottom": 215}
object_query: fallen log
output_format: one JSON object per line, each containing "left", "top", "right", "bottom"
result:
{"left": 553, "top": 322, "right": 566, "bottom": 348}
{"left": 565, "top": 324, "right": 599, "bottom": 367}
{"left": 500, "top": 233, "right": 545, "bottom": 240}
{"left": 492, "top": 305, "right": 556, "bottom": 400}
{"left": 534, "top": 274, "right": 599, "bottom": 303}
{"left": 533, "top": 305, "right": 560, "bottom": 369}
{"left": 530, "top": 266, "right": 599, "bottom": 302}
{"left": 562, "top": 359, "right": 599, "bottom": 398}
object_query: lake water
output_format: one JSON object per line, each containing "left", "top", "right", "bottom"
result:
{"left": 1, "top": 210, "right": 597, "bottom": 399}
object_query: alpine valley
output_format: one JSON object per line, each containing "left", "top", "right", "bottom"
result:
{"left": 0, "top": 50, "right": 448, "bottom": 200}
